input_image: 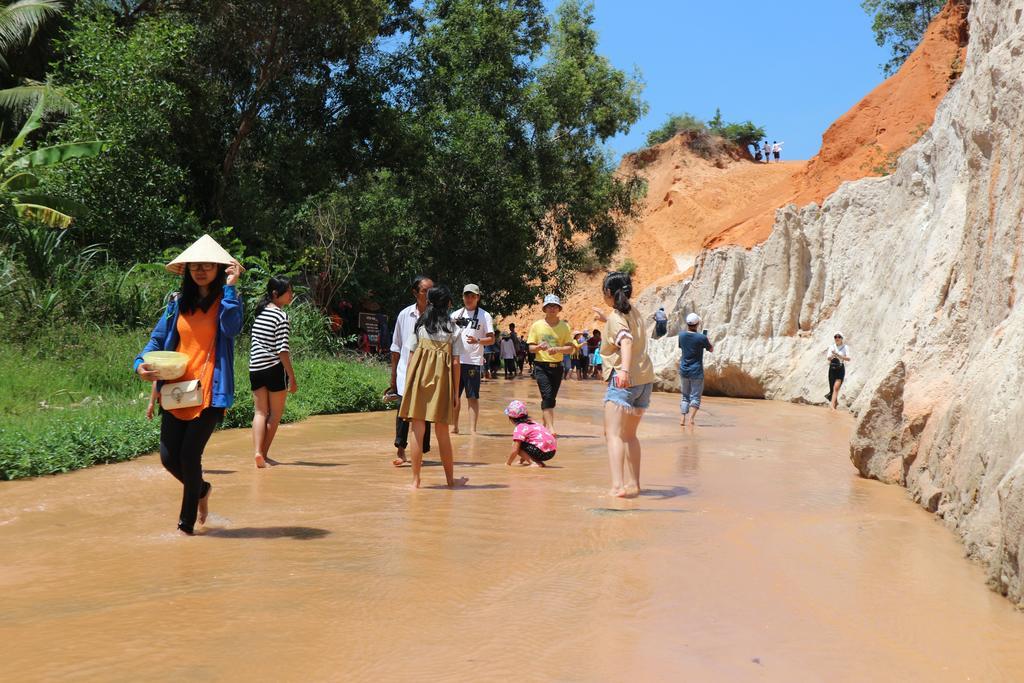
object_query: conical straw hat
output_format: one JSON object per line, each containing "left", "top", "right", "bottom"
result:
{"left": 165, "top": 234, "right": 241, "bottom": 275}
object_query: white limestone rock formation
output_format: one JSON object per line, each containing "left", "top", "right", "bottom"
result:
{"left": 639, "top": 0, "right": 1024, "bottom": 603}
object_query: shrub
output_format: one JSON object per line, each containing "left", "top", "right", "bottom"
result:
{"left": 617, "top": 258, "right": 637, "bottom": 276}
{"left": 646, "top": 113, "right": 706, "bottom": 147}
{"left": 713, "top": 121, "right": 766, "bottom": 149}
{"left": 0, "top": 328, "right": 390, "bottom": 479}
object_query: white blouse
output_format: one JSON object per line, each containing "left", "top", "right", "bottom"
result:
{"left": 405, "top": 324, "right": 466, "bottom": 358}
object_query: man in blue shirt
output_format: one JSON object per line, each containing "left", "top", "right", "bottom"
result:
{"left": 678, "top": 312, "right": 713, "bottom": 426}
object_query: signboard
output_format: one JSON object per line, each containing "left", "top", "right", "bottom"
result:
{"left": 359, "top": 312, "right": 387, "bottom": 349}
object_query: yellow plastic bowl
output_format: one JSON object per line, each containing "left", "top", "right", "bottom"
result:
{"left": 142, "top": 351, "right": 189, "bottom": 380}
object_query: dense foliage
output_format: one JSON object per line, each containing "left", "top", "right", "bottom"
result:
{"left": 646, "top": 110, "right": 765, "bottom": 156}
{"left": 0, "top": 0, "right": 647, "bottom": 323}
{"left": 862, "top": 0, "right": 946, "bottom": 76}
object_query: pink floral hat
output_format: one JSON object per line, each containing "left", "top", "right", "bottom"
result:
{"left": 504, "top": 400, "right": 528, "bottom": 419}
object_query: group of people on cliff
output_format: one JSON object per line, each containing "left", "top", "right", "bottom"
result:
{"left": 132, "top": 234, "right": 849, "bottom": 535}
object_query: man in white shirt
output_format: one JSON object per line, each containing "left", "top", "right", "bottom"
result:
{"left": 450, "top": 283, "right": 495, "bottom": 434}
{"left": 388, "top": 275, "right": 433, "bottom": 465}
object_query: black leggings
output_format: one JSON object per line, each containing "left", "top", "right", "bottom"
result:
{"left": 533, "top": 363, "right": 564, "bottom": 409}
{"left": 504, "top": 358, "right": 517, "bottom": 378}
{"left": 395, "top": 405, "right": 431, "bottom": 453}
{"left": 160, "top": 407, "right": 223, "bottom": 534}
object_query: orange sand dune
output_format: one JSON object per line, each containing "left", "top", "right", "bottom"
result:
{"left": 508, "top": 0, "right": 968, "bottom": 332}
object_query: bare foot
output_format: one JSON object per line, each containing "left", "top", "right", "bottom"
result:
{"left": 679, "top": 417, "right": 687, "bottom": 426}
{"left": 617, "top": 486, "right": 640, "bottom": 499}
{"left": 447, "top": 476, "right": 469, "bottom": 488}
{"left": 452, "top": 427, "right": 460, "bottom": 434}
{"left": 608, "top": 486, "right": 624, "bottom": 497}
{"left": 255, "top": 455, "right": 268, "bottom": 469}
{"left": 198, "top": 484, "right": 212, "bottom": 524}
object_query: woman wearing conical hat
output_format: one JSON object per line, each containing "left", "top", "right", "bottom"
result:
{"left": 133, "top": 235, "right": 244, "bottom": 535}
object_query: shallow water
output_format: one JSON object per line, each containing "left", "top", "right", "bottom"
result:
{"left": 4, "top": 378, "right": 1024, "bottom": 682}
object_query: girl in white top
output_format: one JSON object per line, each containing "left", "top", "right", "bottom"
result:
{"left": 826, "top": 332, "right": 851, "bottom": 410}
{"left": 398, "top": 285, "right": 467, "bottom": 489}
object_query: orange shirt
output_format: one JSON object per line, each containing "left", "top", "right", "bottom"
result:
{"left": 169, "top": 298, "right": 220, "bottom": 421}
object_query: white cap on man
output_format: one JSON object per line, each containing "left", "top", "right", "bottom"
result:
{"left": 543, "top": 294, "right": 562, "bottom": 310}
{"left": 463, "top": 284, "right": 481, "bottom": 296}
{"left": 686, "top": 313, "right": 701, "bottom": 326}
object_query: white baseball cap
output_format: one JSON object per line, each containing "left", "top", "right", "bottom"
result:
{"left": 463, "top": 284, "right": 481, "bottom": 296}
{"left": 686, "top": 313, "right": 701, "bottom": 325}
{"left": 542, "top": 294, "right": 562, "bottom": 310}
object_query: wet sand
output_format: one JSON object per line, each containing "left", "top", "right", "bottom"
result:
{"left": 4, "top": 378, "right": 1024, "bottom": 681}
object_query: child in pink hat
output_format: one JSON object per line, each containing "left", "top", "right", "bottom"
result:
{"left": 504, "top": 400, "right": 557, "bottom": 467}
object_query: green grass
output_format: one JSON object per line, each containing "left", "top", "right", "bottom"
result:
{"left": 0, "top": 327, "right": 390, "bottom": 480}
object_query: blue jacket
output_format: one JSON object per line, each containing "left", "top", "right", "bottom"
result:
{"left": 133, "top": 285, "right": 244, "bottom": 409}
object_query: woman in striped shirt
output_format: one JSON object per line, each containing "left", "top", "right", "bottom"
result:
{"left": 249, "top": 276, "right": 296, "bottom": 468}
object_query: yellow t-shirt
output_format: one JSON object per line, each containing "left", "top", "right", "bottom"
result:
{"left": 601, "top": 308, "right": 656, "bottom": 385}
{"left": 527, "top": 319, "right": 574, "bottom": 363}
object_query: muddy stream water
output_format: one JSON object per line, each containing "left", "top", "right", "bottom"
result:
{"left": 4, "top": 378, "right": 1024, "bottom": 681}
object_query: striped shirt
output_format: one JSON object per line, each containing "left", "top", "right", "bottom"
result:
{"left": 249, "top": 305, "right": 290, "bottom": 371}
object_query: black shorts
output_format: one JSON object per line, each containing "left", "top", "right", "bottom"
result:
{"left": 829, "top": 363, "right": 846, "bottom": 385}
{"left": 533, "top": 362, "right": 564, "bottom": 410}
{"left": 520, "top": 441, "right": 556, "bottom": 462}
{"left": 460, "top": 364, "right": 482, "bottom": 399}
{"left": 250, "top": 363, "right": 287, "bottom": 392}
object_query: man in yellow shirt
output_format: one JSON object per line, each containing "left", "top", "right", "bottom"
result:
{"left": 526, "top": 294, "right": 576, "bottom": 432}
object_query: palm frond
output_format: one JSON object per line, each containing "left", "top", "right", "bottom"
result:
{"left": 14, "top": 201, "right": 73, "bottom": 229}
{"left": 0, "top": 80, "right": 75, "bottom": 119}
{"left": 0, "top": 0, "right": 64, "bottom": 57}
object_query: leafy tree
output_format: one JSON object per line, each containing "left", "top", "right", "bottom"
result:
{"left": 42, "top": 8, "right": 201, "bottom": 257}
{"left": 715, "top": 120, "right": 765, "bottom": 149}
{"left": 370, "top": 0, "right": 645, "bottom": 315}
{"left": 862, "top": 0, "right": 945, "bottom": 76}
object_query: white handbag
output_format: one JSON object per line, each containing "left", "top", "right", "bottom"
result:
{"left": 160, "top": 350, "right": 211, "bottom": 410}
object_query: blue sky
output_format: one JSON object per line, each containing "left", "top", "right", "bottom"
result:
{"left": 546, "top": 0, "right": 892, "bottom": 161}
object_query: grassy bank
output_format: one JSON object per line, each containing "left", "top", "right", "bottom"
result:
{"left": 0, "top": 328, "right": 390, "bottom": 480}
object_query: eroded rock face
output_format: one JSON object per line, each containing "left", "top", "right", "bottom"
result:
{"left": 639, "top": 0, "right": 1024, "bottom": 604}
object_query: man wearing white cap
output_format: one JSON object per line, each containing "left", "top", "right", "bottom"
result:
{"left": 450, "top": 283, "right": 495, "bottom": 434}
{"left": 527, "top": 294, "right": 576, "bottom": 432}
{"left": 677, "top": 312, "right": 713, "bottom": 426}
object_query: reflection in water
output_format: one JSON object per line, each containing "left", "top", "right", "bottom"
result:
{"left": 3, "top": 379, "right": 1024, "bottom": 681}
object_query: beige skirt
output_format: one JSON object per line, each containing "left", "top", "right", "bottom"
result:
{"left": 399, "top": 339, "right": 454, "bottom": 425}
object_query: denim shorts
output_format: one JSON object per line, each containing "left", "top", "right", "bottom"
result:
{"left": 604, "top": 372, "right": 653, "bottom": 411}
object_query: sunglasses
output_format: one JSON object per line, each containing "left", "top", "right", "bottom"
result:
{"left": 188, "top": 262, "right": 218, "bottom": 272}
{"left": 834, "top": 335, "right": 843, "bottom": 340}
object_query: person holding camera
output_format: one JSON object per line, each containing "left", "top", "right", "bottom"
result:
{"left": 825, "top": 332, "right": 851, "bottom": 410}
{"left": 450, "top": 284, "right": 495, "bottom": 434}
{"left": 388, "top": 275, "right": 433, "bottom": 465}
{"left": 678, "top": 312, "right": 713, "bottom": 427}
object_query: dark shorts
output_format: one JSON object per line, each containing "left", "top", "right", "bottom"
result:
{"left": 460, "top": 364, "right": 482, "bottom": 399}
{"left": 829, "top": 363, "right": 846, "bottom": 385}
{"left": 533, "top": 362, "right": 564, "bottom": 410}
{"left": 520, "top": 441, "right": 556, "bottom": 462}
{"left": 773, "top": 151, "right": 780, "bottom": 159}
{"left": 250, "top": 363, "right": 287, "bottom": 392}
